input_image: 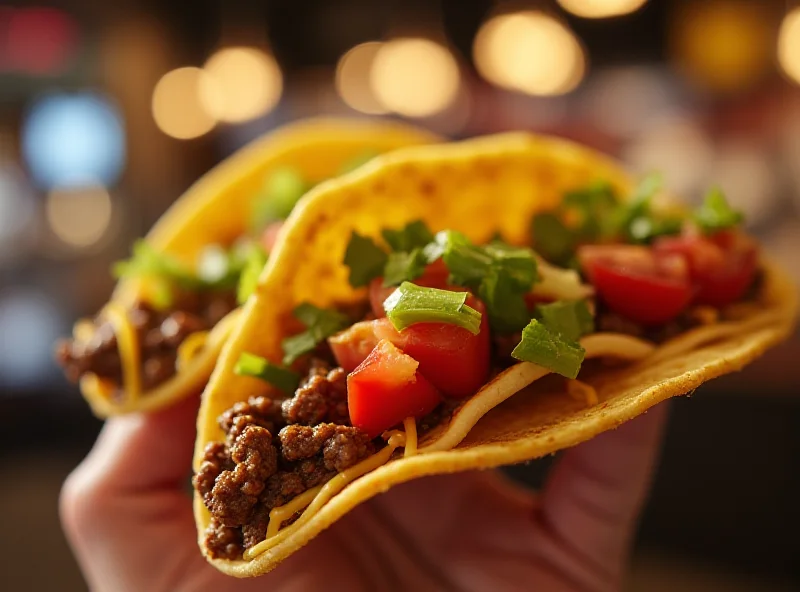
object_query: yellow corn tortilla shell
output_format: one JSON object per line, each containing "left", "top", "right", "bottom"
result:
{"left": 194, "top": 132, "right": 798, "bottom": 577}
{"left": 76, "top": 118, "right": 440, "bottom": 417}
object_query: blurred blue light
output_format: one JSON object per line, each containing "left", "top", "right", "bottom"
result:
{"left": 0, "top": 289, "right": 62, "bottom": 388}
{"left": 22, "top": 92, "right": 125, "bottom": 189}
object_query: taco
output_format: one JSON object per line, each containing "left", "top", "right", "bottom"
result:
{"left": 54, "top": 118, "right": 439, "bottom": 417}
{"left": 191, "top": 132, "right": 797, "bottom": 576}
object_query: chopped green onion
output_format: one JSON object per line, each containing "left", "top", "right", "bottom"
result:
{"left": 383, "top": 282, "right": 482, "bottom": 335}
{"left": 343, "top": 232, "right": 388, "bottom": 287}
{"left": 511, "top": 319, "right": 586, "bottom": 379}
{"left": 535, "top": 300, "right": 594, "bottom": 343}
{"left": 694, "top": 187, "right": 743, "bottom": 233}
{"left": 382, "top": 248, "right": 427, "bottom": 287}
{"left": 381, "top": 220, "right": 435, "bottom": 253}
{"left": 234, "top": 352, "right": 300, "bottom": 395}
{"left": 236, "top": 245, "right": 269, "bottom": 304}
{"left": 477, "top": 268, "right": 531, "bottom": 333}
{"left": 281, "top": 303, "right": 349, "bottom": 365}
{"left": 251, "top": 167, "right": 310, "bottom": 232}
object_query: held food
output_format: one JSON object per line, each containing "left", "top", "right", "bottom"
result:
{"left": 191, "top": 133, "right": 797, "bottom": 576}
{"left": 54, "top": 118, "right": 439, "bottom": 416}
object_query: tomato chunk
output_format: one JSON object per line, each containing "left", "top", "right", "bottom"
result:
{"left": 578, "top": 245, "right": 692, "bottom": 326}
{"left": 330, "top": 298, "right": 490, "bottom": 399}
{"left": 654, "top": 231, "right": 757, "bottom": 308}
{"left": 347, "top": 339, "right": 442, "bottom": 438}
{"left": 329, "top": 321, "right": 381, "bottom": 372}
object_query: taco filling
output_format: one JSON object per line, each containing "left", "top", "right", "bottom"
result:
{"left": 55, "top": 158, "right": 373, "bottom": 401}
{"left": 194, "top": 176, "right": 762, "bottom": 560}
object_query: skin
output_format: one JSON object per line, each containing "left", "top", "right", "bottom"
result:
{"left": 61, "top": 395, "right": 668, "bottom": 592}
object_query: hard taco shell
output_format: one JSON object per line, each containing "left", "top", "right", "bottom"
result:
{"left": 194, "top": 132, "right": 798, "bottom": 576}
{"left": 77, "top": 118, "right": 440, "bottom": 417}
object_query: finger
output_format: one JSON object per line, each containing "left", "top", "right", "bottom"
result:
{"left": 60, "top": 394, "right": 211, "bottom": 591}
{"left": 538, "top": 402, "right": 669, "bottom": 583}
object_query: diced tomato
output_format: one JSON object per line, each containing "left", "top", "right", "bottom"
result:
{"left": 329, "top": 321, "right": 381, "bottom": 372}
{"left": 653, "top": 230, "right": 757, "bottom": 308}
{"left": 260, "top": 221, "right": 284, "bottom": 252}
{"left": 578, "top": 245, "right": 693, "bottom": 326}
{"left": 330, "top": 298, "right": 490, "bottom": 398}
{"left": 347, "top": 339, "right": 442, "bottom": 438}
{"left": 369, "top": 259, "right": 454, "bottom": 318}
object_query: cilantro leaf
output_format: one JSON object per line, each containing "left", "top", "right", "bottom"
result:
{"left": 344, "top": 232, "right": 388, "bottom": 288}
{"left": 281, "top": 304, "right": 349, "bottom": 365}
{"left": 381, "top": 220, "right": 435, "bottom": 253}
{"left": 478, "top": 268, "right": 532, "bottom": 333}
{"left": 382, "top": 249, "right": 427, "bottom": 287}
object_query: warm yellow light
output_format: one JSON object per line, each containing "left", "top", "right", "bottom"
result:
{"left": 670, "top": 1, "right": 772, "bottom": 93}
{"left": 778, "top": 9, "right": 800, "bottom": 85}
{"left": 46, "top": 184, "right": 112, "bottom": 248}
{"left": 473, "top": 11, "right": 586, "bottom": 96}
{"left": 370, "top": 38, "right": 461, "bottom": 118}
{"left": 335, "top": 42, "right": 388, "bottom": 115}
{"left": 200, "top": 47, "right": 283, "bottom": 123}
{"left": 152, "top": 67, "right": 216, "bottom": 139}
{"left": 557, "top": 0, "right": 648, "bottom": 19}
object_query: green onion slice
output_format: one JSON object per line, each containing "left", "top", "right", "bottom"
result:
{"left": 234, "top": 352, "right": 300, "bottom": 395}
{"left": 383, "top": 282, "right": 482, "bottom": 335}
{"left": 511, "top": 320, "right": 586, "bottom": 379}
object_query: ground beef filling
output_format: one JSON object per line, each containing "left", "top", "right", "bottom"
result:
{"left": 54, "top": 290, "right": 237, "bottom": 393}
{"left": 195, "top": 361, "right": 374, "bottom": 560}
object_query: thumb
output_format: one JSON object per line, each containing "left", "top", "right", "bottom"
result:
{"left": 539, "top": 402, "right": 669, "bottom": 583}
{"left": 60, "top": 394, "right": 207, "bottom": 591}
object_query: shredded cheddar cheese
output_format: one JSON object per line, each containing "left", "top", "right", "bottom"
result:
{"left": 102, "top": 303, "right": 141, "bottom": 402}
{"left": 403, "top": 417, "right": 418, "bottom": 457}
{"left": 265, "top": 485, "right": 323, "bottom": 539}
{"left": 690, "top": 306, "right": 719, "bottom": 326}
{"left": 244, "top": 431, "right": 407, "bottom": 560}
{"left": 80, "top": 374, "right": 116, "bottom": 400}
{"left": 176, "top": 331, "right": 209, "bottom": 371}
{"left": 566, "top": 379, "right": 598, "bottom": 406}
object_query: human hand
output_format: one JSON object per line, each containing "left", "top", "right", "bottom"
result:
{"left": 61, "top": 395, "right": 667, "bottom": 592}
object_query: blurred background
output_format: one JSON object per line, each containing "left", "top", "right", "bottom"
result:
{"left": 1, "top": 0, "right": 799, "bottom": 589}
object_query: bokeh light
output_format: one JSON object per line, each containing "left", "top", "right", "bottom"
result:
{"left": 46, "top": 184, "right": 113, "bottom": 249}
{"left": 22, "top": 93, "right": 125, "bottom": 189}
{"left": 152, "top": 67, "right": 217, "bottom": 139}
{"left": 370, "top": 38, "right": 461, "bottom": 118}
{"left": 0, "top": 289, "right": 62, "bottom": 387}
{"left": 0, "top": 164, "right": 36, "bottom": 260}
{"left": 778, "top": 8, "right": 800, "bottom": 85}
{"left": 6, "top": 7, "right": 79, "bottom": 74}
{"left": 335, "top": 42, "right": 388, "bottom": 115}
{"left": 624, "top": 115, "right": 714, "bottom": 199}
{"left": 670, "top": 0, "right": 773, "bottom": 93}
{"left": 200, "top": 47, "right": 283, "bottom": 123}
{"left": 557, "top": 0, "right": 648, "bottom": 19}
{"left": 473, "top": 11, "right": 586, "bottom": 96}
